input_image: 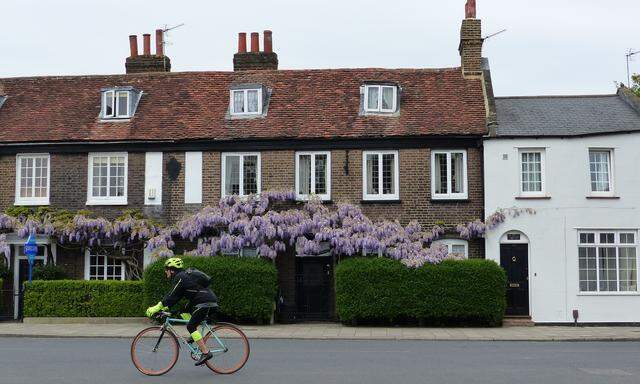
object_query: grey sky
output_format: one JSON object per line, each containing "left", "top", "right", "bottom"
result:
{"left": 1, "top": 0, "right": 638, "bottom": 96}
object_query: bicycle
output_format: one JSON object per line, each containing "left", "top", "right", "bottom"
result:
{"left": 130, "top": 311, "right": 250, "bottom": 376}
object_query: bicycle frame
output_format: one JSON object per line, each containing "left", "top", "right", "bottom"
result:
{"left": 155, "top": 316, "right": 229, "bottom": 358}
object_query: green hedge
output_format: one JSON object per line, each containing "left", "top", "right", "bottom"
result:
{"left": 336, "top": 258, "right": 506, "bottom": 326}
{"left": 144, "top": 256, "right": 278, "bottom": 323}
{"left": 24, "top": 280, "right": 144, "bottom": 317}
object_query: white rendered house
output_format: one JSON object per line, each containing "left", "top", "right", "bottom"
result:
{"left": 484, "top": 87, "right": 640, "bottom": 323}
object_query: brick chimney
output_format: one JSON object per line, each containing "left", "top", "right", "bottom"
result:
{"left": 459, "top": 0, "right": 483, "bottom": 78}
{"left": 125, "top": 29, "right": 171, "bottom": 74}
{"left": 233, "top": 30, "right": 278, "bottom": 71}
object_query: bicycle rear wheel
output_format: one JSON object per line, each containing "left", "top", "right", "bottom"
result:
{"left": 203, "top": 323, "right": 250, "bottom": 374}
{"left": 131, "top": 326, "right": 179, "bottom": 376}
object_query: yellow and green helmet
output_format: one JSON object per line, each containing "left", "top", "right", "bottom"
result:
{"left": 164, "top": 257, "right": 184, "bottom": 270}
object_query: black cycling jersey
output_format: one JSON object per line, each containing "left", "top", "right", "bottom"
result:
{"left": 162, "top": 269, "right": 218, "bottom": 308}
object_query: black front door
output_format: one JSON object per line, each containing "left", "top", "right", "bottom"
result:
{"left": 295, "top": 256, "right": 332, "bottom": 320}
{"left": 500, "top": 244, "right": 529, "bottom": 316}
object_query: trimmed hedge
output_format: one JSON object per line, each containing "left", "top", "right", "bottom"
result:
{"left": 24, "top": 280, "right": 144, "bottom": 317}
{"left": 336, "top": 258, "right": 506, "bottom": 326}
{"left": 144, "top": 256, "right": 278, "bottom": 323}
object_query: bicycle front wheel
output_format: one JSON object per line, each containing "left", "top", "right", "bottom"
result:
{"left": 204, "top": 323, "right": 250, "bottom": 374}
{"left": 131, "top": 326, "right": 180, "bottom": 376}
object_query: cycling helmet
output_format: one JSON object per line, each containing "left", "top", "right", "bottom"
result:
{"left": 164, "top": 257, "right": 184, "bottom": 270}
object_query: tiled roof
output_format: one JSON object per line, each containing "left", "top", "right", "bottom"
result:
{"left": 0, "top": 68, "right": 487, "bottom": 144}
{"left": 495, "top": 92, "right": 640, "bottom": 137}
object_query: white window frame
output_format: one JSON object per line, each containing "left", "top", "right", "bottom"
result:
{"left": 86, "top": 152, "right": 128, "bottom": 205}
{"left": 433, "top": 239, "right": 469, "bottom": 259}
{"left": 363, "top": 84, "right": 397, "bottom": 113}
{"left": 221, "top": 152, "right": 262, "bottom": 197}
{"left": 518, "top": 148, "right": 546, "bottom": 197}
{"left": 588, "top": 148, "right": 615, "bottom": 197}
{"left": 83, "top": 249, "right": 125, "bottom": 281}
{"left": 577, "top": 229, "right": 639, "bottom": 295}
{"left": 431, "top": 149, "right": 468, "bottom": 200}
{"left": 102, "top": 90, "right": 130, "bottom": 119}
{"left": 229, "top": 88, "right": 263, "bottom": 116}
{"left": 15, "top": 153, "right": 50, "bottom": 206}
{"left": 295, "top": 151, "right": 331, "bottom": 201}
{"left": 362, "top": 150, "right": 400, "bottom": 201}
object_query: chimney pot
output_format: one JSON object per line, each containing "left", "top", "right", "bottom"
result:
{"left": 129, "top": 35, "right": 138, "bottom": 57}
{"left": 155, "top": 29, "right": 164, "bottom": 56}
{"left": 238, "top": 32, "right": 247, "bottom": 53}
{"left": 143, "top": 34, "right": 151, "bottom": 55}
{"left": 465, "top": 0, "right": 476, "bottom": 19}
{"left": 263, "top": 30, "right": 273, "bottom": 53}
{"left": 250, "top": 32, "right": 259, "bottom": 53}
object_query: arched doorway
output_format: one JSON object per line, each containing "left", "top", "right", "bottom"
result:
{"left": 500, "top": 231, "right": 530, "bottom": 316}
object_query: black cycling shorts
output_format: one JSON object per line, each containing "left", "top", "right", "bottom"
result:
{"left": 186, "top": 303, "right": 218, "bottom": 333}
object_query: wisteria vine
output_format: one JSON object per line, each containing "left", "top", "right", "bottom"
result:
{"left": 0, "top": 192, "right": 534, "bottom": 269}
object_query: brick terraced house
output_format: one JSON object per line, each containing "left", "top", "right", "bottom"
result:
{"left": 0, "top": 3, "right": 493, "bottom": 321}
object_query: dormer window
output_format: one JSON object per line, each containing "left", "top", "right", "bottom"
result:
{"left": 364, "top": 84, "right": 397, "bottom": 113}
{"left": 230, "top": 88, "right": 262, "bottom": 115}
{"left": 100, "top": 87, "right": 142, "bottom": 120}
{"left": 103, "top": 90, "right": 129, "bottom": 118}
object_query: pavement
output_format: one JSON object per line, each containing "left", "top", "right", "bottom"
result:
{"left": 2, "top": 319, "right": 640, "bottom": 341}
{"left": 2, "top": 338, "right": 640, "bottom": 384}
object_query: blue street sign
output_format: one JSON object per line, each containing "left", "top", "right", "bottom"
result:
{"left": 24, "top": 234, "right": 38, "bottom": 284}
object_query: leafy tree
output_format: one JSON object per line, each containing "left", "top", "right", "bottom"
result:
{"left": 632, "top": 74, "right": 640, "bottom": 97}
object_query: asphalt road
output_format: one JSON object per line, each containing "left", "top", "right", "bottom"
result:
{"left": 1, "top": 338, "right": 639, "bottom": 384}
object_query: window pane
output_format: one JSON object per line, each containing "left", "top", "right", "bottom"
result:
{"left": 224, "top": 156, "right": 240, "bottom": 195}
{"left": 589, "top": 150, "right": 610, "bottom": 192}
{"left": 620, "top": 233, "right": 635, "bottom": 244}
{"left": 116, "top": 92, "right": 129, "bottom": 117}
{"left": 578, "top": 247, "right": 597, "bottom": 291}
{"left": 579, "top": 233, "right": 595, "bottom": 244}
{"left": 298, "top": 155, "right": 311, "bottom": 195}
{"left": 92, "top": 156, "right": 109, "bottom": 197}
{"left": 233, "top": 91, "right": 244, "bottom": 113}
{"left": 451, "top": 244, "right": 466, "bottom": 258}
{"left": 366, "top": 154, "right": 379, "bottom": 194}
{"left": 382, "top": 154, "right": 395, "bottom": 195}
{"left": 451, "top": 152, "right": 464, "bottom": 194}
{"left": 381, "top": 87, "right": 394, "bottom": 110}
{"left": 619, "top": 247, "right": 637, "bottom": 291}
{"left": 314, "top": 154, "right": 327, "bottom": 195}
{"left": 598, "top": 247, "right": 617, "bottom": 291}
{"left": 367, "top": 86, "right": 379, "bottom": 110}
{"left": 521, "top": 152, "right": 542, "bottom": 193}
{"left": 600, "top": 233, "right": 615, "bottom": 244}
{"left": 104, "top": 92, "right": 114, "bottom": 117}
{"left": 109, "top": 156, "right": 125, "bottom": 197}
{"left": 243, "top": 155, "right": 258, "bottom": 195}
{"left": 247, "top": 90, "right": 259, "bottom": 113}
{"left": 434, "top": 153, "right": 447, "bottom": 194}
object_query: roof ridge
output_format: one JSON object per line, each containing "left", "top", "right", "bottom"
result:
{"left": 496, "top": 94, "right": 617, "bottom": 99}
{"left": 0, "top": 67, "right": 463, "bottom": 82}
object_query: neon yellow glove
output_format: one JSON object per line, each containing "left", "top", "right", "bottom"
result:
{"left": 145, "top": 301, "right": 167, "bottom": 317}
{"left": 180, "top": 313, "right": 192, "bottom": 321}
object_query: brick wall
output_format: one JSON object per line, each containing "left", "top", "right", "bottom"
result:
{"left": 1, "top": 146, "right": 484, "bottom": 234}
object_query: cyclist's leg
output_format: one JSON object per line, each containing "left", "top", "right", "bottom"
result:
{"left": 187, "top": 307, "right": 210, "bottom": 354}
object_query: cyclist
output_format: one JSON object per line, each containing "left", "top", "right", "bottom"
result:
{"left": 145, "top": 257, "right": 218, "bottom": 366}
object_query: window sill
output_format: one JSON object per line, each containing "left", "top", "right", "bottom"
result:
{"left": 99, "top": 117, "right": 132, "bottom": 123}
{"left": 586, "top": 196, "right": 620, "bottom": 199}
{"left": 577, "top": 292, "right": 640, "bottom": 296}
{"left": 360, "top": 199, "right": 402, "bottom": 205}
{"left": 515, "top": 196, "right": 551, "bottom": 200}
{"left": 86, "top": 199, "right": 128, "bottom": 206}
{"left": 14, "top": 200, "right": 50, "bottom": 206}
{"left": 430, "top": 198, "right": 469, "bottom": 203}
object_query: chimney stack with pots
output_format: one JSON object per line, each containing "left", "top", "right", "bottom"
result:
{"left": 459, "top": 0, "right": 483, "bottom": 78}
{"left": 233, "top": 30, "right": 278, "bottom": 71}
{"left": 125, "top": 28, "right": 171, "bottom": 74}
